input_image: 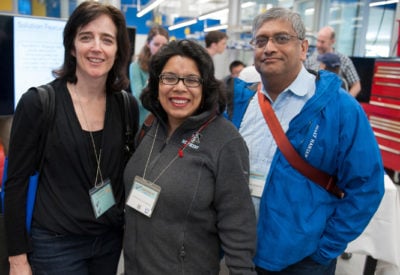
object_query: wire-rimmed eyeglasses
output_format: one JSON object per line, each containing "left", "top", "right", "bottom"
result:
{"left": 250, "top": 34, "right": 302, "bottom": 48}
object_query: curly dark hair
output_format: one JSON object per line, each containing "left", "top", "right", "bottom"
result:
{"left": 141, "top": 39, "right": 226, "bottom": 122}
{"left": 52, "top": 1, "right": 130, "bottom": 93}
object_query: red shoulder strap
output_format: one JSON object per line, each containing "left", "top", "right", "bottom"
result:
{"left": 257, "top": 85, "right": 344, "bottom": 199}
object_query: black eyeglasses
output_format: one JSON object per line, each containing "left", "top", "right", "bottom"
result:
{"left": 159, "top": 73, "right": 203, "bottom": 88}
{"left": 250, "top": 34, "right": 302, "bottom": 48}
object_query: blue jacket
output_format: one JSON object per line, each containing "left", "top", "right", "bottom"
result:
{"left": 229, "top": 71, "right": 384, "bottom": 271}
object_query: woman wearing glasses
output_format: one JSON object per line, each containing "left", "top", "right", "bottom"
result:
{"left": 123, "top": 39, "right": 256, "bottom": 274}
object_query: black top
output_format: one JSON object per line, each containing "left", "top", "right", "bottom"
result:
{"left": 4, "top": 79, "right": 138, "bottom": 255}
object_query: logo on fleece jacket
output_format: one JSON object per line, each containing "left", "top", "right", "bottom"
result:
{"left": 181, "top": 132, "right": 201, "bottom": 150}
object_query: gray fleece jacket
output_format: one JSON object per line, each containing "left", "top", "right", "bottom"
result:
{"left": 123, "top": 110, "right": 256, "bottom": 275}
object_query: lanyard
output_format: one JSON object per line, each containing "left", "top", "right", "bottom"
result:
{"left": 143, "top": 115, "right": 216, "bottom": 184}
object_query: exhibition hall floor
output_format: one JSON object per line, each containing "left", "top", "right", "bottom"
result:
{"left": 218, "top": 255, "right": 370, "bottom": 275}
{"left": 117, "top": 254, "right": 381, "bottom": 275}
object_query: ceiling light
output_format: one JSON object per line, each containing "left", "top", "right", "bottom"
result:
{"left": 198, "top": 2, "right": 255, "bottom": 21}
{"left": 168, "top": 19, "right": 198, "bottom": 31}
{"left": 204, "top": 24, "right": 228, "bottom": 32}
{"left": 369, "top": 0, "right": 398, "bottom": 7}
{"left": 137, "top": 0, "right": 165, "bottom": 18}
{"left": 198, "top": 7, "right": 229, "bottom": 20}
{"left": 304, "top": 8, "right": 314, "bottom": 16}
{"left": 241, "top": 2, "right": 256, "bottom": 8}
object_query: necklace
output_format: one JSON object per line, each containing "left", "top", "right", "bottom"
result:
{"left": 73, "top": 84, "right": 104, "bottom": 188}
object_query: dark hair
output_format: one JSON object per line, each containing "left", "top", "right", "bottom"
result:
{"left": 205, "top": 31, "right": 228, "bottom": 48}
{"left": 137, "top": 25, "right": 169, "bottom": 72}
{"left": 53, "top": 1, "right": 130, "bottom": 93}
{"left": 229, "top": 60, "right": 246, "bottom": 73}
{"left": 141, "top": 39, "right": 226, "bottom": 122}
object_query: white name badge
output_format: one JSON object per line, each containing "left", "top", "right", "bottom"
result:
{"left": 126, "top": 176, "right": 161, "bottom": 218}
{"left": 249, "top": 171, "right": 266, "bottom": 198}
{"left": 89, "top": 179, "right": 116, "bottom": 218}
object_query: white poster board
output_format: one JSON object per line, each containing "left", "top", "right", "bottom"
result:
{"left": 13, "top": 16, "right": 65, "bottom": 108}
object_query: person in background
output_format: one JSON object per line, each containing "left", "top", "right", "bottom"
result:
{"left": 123, "top": 39, "right": 256, "bottom": 274}
{"left": 226, "top": 60, "right": 246, "bottom": 80}
{"left": 224, "top": 60, "right": 246, "bottom": 118}
{"left": 304, "top": 26, "right": 361, "bottom": 97}
{"left": 129, "top": 25, "right": 169, "bottom": 125}
{"left": 205, "top": 30, "right": 228, "bottom": 57}
{"left": 317, "top": 52, "right": 349, "bottom": 91}
{"left": 4, "top": 2, "right": 139, "bottom": 274}
{"left": 228, "top": 7, "right": 384, "bottom": 274}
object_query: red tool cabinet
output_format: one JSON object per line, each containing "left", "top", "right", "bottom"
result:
{"left": 361, "top": 59, "right": 400, "bottom": 175}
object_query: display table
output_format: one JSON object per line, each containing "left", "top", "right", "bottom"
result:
{"left": 346, "top": 174, "right": 400, "bottom": 274}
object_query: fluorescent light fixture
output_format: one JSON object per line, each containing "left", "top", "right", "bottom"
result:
{"left": 198, "top": 2, "right": 255, "bottom": 21}
{"left": 198, "top": 7, "right": 229, "bottom": 20}
{"left": 241, "top": 2, "right": 256, "bottom": 8}
{"left": 204, "top": 24, "right": 228, "bottom": 32}
{"left": 369, "top": 0, "right": 398, "bottom": 7}
{"left": 137, "top": 0, "right": 165, "bottom": 18}
{"left": 168, "top": 19, "right": 198, "bottom": 31}
{"left": 304, "top": 8, "right": 314, "bottom": 16}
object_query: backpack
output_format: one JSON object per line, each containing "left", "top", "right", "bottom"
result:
{"left": 1, "top": 85, "right": 135, "bottom": 214}
{"left": 0, "top": 84, "right": 55, "bottom": 214}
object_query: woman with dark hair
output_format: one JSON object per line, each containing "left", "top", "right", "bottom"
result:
{"left": 4, "top": 1, "right": 138, "bottom": 274}
{"left": 123, "top": 39, "right": 256, "bottom": 274}
{"left": 129, "top": 25, "right": 169, "bottom": 125}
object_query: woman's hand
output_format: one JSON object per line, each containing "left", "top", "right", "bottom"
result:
{"left": 9, "top": 254, "right": 32, "bottom": 275}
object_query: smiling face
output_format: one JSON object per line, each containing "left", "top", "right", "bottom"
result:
{"left": 253, "top": 19, "right": 308, "bottom": 86}
{"left": 158, "top": 55, "right": 203, "bottom": 131}
{"left": 72, "top": 14, "right": 117, "bottom": 82}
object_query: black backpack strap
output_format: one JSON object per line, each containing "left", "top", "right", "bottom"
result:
{"left": 0, "top": 84, "right": 55, "bottom": 213}
{"left": 35, "top": 84, "right": 55, "bottom": 171}
{"left": 120, "top": 90, "right": 137, "bottom": 161}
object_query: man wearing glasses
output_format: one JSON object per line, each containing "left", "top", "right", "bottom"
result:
{"left": 228, "top": 7, "right": 384, "bottom": 275}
